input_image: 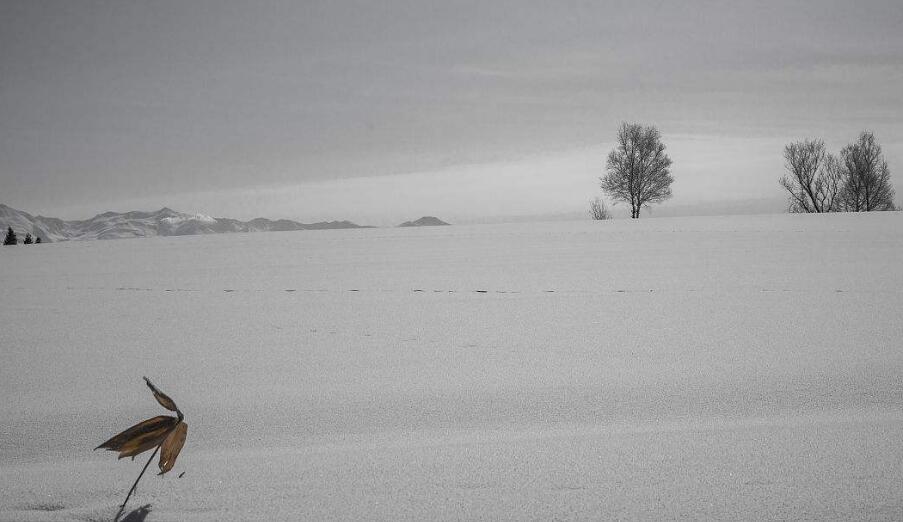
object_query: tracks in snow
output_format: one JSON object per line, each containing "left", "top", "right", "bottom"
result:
{"left": 26, "top": 285, "right": 867, "bottom": 297}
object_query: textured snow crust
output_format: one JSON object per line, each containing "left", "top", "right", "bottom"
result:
{"left": 1, "top": 213, "right": 902, "bottom": 520}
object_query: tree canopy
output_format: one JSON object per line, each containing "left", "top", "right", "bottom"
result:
{"left": 600, "top": 123, "right": 673, "bottom": 218}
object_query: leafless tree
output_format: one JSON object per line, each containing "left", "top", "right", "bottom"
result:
{"left": 600, "top": 123, "right": 673, "bottom": 218}
{"left": 839, "top": 131, "right": 896, "bottom": 211}
{"left": 589, "top": 197, "right": 610, "bottom": 220}
{"left": 779, "top": 139, "right": 843, "bottom": 213}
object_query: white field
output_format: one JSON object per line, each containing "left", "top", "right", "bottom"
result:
{"left": 1, "top": 213, "right": 902, "bottom": 521}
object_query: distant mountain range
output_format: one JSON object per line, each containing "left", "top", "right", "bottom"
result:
{"left": 0, "top": 204, "right": 371, "bottom": 242}
{"left": 398, "top": 216, "right": 450, "bottom": 227}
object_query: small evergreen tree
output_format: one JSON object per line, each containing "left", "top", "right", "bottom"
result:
{"left": 35, "top": 236, "right": 42, "bottom": 244}
{"left": 23, "top": 233, "right": 33, "bottom": 244}
{"left": 3, "top": 226, "right": 16, "bottom": 245}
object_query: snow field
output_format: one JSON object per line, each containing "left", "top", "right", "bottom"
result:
{"left": 1, "top": 213, "right": 902, "bottom": 520}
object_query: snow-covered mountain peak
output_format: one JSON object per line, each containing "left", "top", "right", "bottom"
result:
{"left": 0, "top": 204, "right": 370, "bottom": 242}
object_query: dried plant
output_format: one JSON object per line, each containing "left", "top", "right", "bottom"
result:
{"left": 96, "top": 377, "right": 187, "bottom": 519}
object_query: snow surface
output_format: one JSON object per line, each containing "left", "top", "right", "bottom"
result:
{"left": 1, "top": 213, "right": 902, "bottom": 521}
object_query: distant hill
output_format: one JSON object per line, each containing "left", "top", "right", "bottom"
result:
{"left": 0, "top": 204, "right": 371, "bottom": 242}
{"left": 398, "top": 216, "right": 450, "bottom": 227}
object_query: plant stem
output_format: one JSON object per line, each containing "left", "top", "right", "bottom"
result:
{"left": 115, "top": 446, "right": 159, "bottom": 521}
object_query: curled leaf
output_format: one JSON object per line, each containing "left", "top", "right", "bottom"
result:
{"left": 158, "top": 421, "right": 188, "bottom": 475}
{"left": 96, "top": 415, "right": 179, "bottom": 459}
{"left": 144, "top": 376, "right": 180, "bottom": 414}
{"left": 117, "top": 422, "right": 178, "bottom": 459}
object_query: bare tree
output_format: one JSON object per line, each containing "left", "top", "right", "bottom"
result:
{"left": 839, "top": 131, "right": 896, "bottom": 211}
{"left": 779, "top": 139, "right": 843, "bottom": 213}
{"left": 589, "top": 197, "right": 610, "bottom": 220}
{"left": 600, "top": 123, "right": 673, "bottom": 218}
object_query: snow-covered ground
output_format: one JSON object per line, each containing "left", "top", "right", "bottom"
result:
{"left": 1, "top": 213, "right": 902, "bottom": 521}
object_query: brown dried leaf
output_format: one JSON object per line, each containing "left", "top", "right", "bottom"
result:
{"left": 96, "top": 415, "right": 179, "bottom": 456}
{"left": 144, "top": 376, "right": 180, "bottom": 413}
{"left": 157, "top": 421, "right": 187, "bottom": 475}
{"left": 116, "top": 422, "right": 177, "bottom": 459}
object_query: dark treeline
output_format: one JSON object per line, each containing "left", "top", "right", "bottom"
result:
{"left": 3, "top": 226, "right": 41, "bottom": 245}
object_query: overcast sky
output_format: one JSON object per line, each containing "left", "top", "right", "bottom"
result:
{"left": 1, "top": 0, "right": 901, "bottom": 223}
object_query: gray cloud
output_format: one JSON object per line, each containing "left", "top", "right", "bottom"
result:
{"left": 1, "top": 0, "right": 901, "bottom": 218}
